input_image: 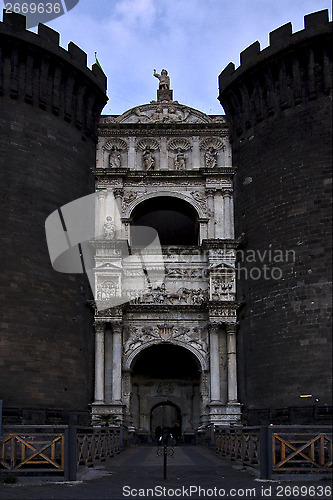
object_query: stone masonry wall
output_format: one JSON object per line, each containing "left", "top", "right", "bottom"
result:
{"left": 0, "top": 12, "right": 107, "bottom": 424}
{"left": 218, "top": 10, "right": 332, "bottom": 424}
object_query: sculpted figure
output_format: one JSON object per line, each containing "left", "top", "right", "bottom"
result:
{"left": 109, "top": 146, "right": 121, "bottom": 168}
{"left": 174, "top": 153, "right": 186, "bottom": 170}
{"left": 153, "top": 69, "right": 170, "bottom": 89}
{"left": 142, "top": 147, "right": 155, "bottom": 170}
{"left": 205, "top": 147, "right": 218, "bottom": 168}
{"left": 103, "top": 215, "right": 115, "bottom": 238}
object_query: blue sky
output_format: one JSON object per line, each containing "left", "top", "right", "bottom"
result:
{"left": 43, "top": 0, "right": 332, "bottom": 115}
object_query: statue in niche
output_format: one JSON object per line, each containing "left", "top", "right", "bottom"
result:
{"left": 109, "top": 146, "right": 121, "bottom": 168}
{"left": 174, "top": 153, "right": 186, "bottom": 170}
{"left": 205, "top": 147, "right": 218, "bottom": 168}
{"left": 103, "top": 215, "right": 115, "bottom": 238}
{"left": 153, "top": 69, "right": 170, "bottom": 89}
{"left": 142, "top": 147, "right": 155, "bottom": 171}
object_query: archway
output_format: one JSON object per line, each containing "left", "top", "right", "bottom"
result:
{"left": 150, "top": 401, "right": 182, "bottom": 441}
{"left": 130, "top": 343, "right": 201, "bottom": 440}
{"left": 130, "top": 196, "right": 199, "bottom": 245}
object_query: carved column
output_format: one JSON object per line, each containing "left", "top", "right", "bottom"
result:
{"left": 206, "top": 189, "right": 215, "bottom": 239}
{"left": 128, "top": 136, "right": 135, "bottom": 169}
{"left": 160, "top": 137, "right": 168, "bottom": 170}
{"left": 113, "top": 188, "right": 123, "bottom": 234}
{"left": 209, "top": 323, "right": 221, "bottom": 403}
{"left": 222, "top": 188, "right": 234, "bottom": 239}
{"left": 94, "top": 322, "right": 105, "bottom": 403}
{"left": 192, "top": 136, "right": 200, "bottom": 167}
{"left": 112, "top": 321, "right": 122, "bottom": 403}
{"left": 97, "top": 190, "right": 107, "bottom": 236}
{"left": 226, "top": 323, "right": 238, "bottom": 403}
{"left": 214, "top": 189, "right": 224, "bottom": 239}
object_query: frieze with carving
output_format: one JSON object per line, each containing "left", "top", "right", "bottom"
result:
{"left": 123, "top": 325, "right": 208, "bottom": 355}
{"left": 165, "top": 267, "right": 209, "bottom": 280}
{"left": 103, "top": 216, "right": 115, "bottom": 238}
{"left": 116, "top": 103, "right": 212, "bottom": 124}
{"left": 210, "top": 271, "right": 235, "bottom": 301}
{"left": 125, "top": 284, "right": 207, "bottom": 305}
{"left": 96, "top": 280, "right": 120, "bottom": 300}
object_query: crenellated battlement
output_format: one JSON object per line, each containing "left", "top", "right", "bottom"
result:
{"left": 218, "top": 9, "right": 332, "bottom": 139}
{"left": 0, "top": 10, "right": 107, "bottom": 138}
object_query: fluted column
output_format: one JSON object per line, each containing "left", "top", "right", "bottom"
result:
{"left": 226, "top": 323, "right": 238, "bottom": 403}
{"left": 192, "top": 136, "right": 200, "bottom": 168}
{"left": 97, "top": 190, "right": 107, "bottom": 236}
{"left": 209, "top": 323, "right": 221, "bottom": 403}
{"left": 112, "top": 322, "right": 122, "bottom": 403}
{"left": 222, "top": 188, "right": 234, "bottom": 239}
{"left": 128, "top": 136, "right": 135, "bottom": 169}
{"left": 206, "top": 188, "right": 215, "bottom": 239}
{"left": 160, "top": 137, "right": 168, "bottom": 170}
{"left": 214, "top": 189, "right": 224, "bottom": 239}
{"left": 94, "top": 322, "right": 105, "bottom": 403}
{"left": 113, "top": 188, "right": 123, "bottom": 234}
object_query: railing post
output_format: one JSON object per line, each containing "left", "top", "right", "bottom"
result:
{"left": 119, "top": 425, "right": 123, "bottom": 449}
{"left": 64, "top": 426, "right": 77, "bottom": 481}
{"left": 260, "top": 426, "right": 272, "bottom": 480}
{"left": 0, "top": 400, "right": 2, "bottom": 440}
{"left": 210, "top": 424, "right": 215, "bottom": 447}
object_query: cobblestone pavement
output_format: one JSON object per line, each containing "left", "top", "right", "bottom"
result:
{"left": 0, "top": 445, "right": 331, "bottom": 500}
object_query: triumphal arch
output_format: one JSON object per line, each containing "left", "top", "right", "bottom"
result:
{"left": 91, "top": 72, "right": 241, "bottom": 440}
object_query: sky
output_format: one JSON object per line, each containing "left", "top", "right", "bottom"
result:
{"left": 41, "top": 0, "right": 332, "bottom": 116}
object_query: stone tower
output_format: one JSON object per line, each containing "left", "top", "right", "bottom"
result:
{"left": 218, "top": 10, "right": 332, "bottom": 424}
{"left": 92, "top": 73, "right": 241, "bottom": 439}
{"left": 0, "top": 12, "right": 107, "bottom": 424}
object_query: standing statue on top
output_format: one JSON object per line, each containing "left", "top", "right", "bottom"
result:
{"left": 154, "top": 69, "right": 170, "bottom": 89}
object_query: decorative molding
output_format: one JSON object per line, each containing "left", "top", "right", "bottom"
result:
{"left": 104, "top": 138, "right": 129, "bottom": 151}
{"left": 167, "top": 138, "right": 192, "bottom": 151}
{"left": 199, "top": 137, "right": 226, "bottom": 151}
{"left": 136, "top": 138, "right": 160, "bottom": 151}
{"left": 127, "top": 284, "right": 208, "bottom": 306}
{"left": 123, "top": 324, "right": 208, "bottom": 356}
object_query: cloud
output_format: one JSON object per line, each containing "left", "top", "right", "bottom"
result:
{"left": 46, "top": 0, "right": 332, "bottom": 116}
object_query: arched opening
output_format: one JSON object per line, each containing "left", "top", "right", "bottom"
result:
{"left": 131, "top": 196, "right": 199, "bottom": 246}
{"left": 130, "top": 344, "right": 201, "bottom": 441}
{"left": 150, "top": 401, "right": 182, "bottom": 441}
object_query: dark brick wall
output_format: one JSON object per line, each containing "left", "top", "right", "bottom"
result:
{"left": 218, "top": 10, "right": 332, "bottom": 424}
{"left": 0, "top": 12, "right": 107, "bottom": 424}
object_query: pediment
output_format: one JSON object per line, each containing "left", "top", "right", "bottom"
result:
{"left": 96, "top": 262, "right": 123, "bottom": 271}
{"left": 116, "top": 102, "right": 213, "bottom": 124}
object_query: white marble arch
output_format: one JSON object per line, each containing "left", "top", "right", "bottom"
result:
{"left": 123, "top": 339, "right": 208, "bottom": 372}
{"left": 124, "top": 191, "right": 207, "bottom": 220}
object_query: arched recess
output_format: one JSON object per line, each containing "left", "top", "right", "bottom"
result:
{"left": 128, "top": 193, "right": 205, "bottom": 246}
{"left": 124, "top": 339, "right": 207, "bottom": 372}
{"left": 150, "top": 401, "right": 182, "bottom": 436}
{"left": 129, "top": 343, "right": 202, "bottom": 435}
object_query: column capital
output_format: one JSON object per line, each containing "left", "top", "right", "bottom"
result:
{"left": 208, "top": 322, "right": 223, "bottom": 332}
{"left": 225, "top": 322, "right": 238, "bottom": 334}
{"left": 94, "top": 321, "right": 105, "bottom": 333}
{"left": 97, "top": 189, "right": 107, "bottom": 198}
{"left": 112, "top": 321, "right": 123, "bottom": 334}
{"left": 205, "top": 188, "right": 217, "bottom": 196}
{"left": 113, "top": 188, "right": 124, "bottom": 198}
{"left": 222, "top": 188, "right": 233, "bottom": 198}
